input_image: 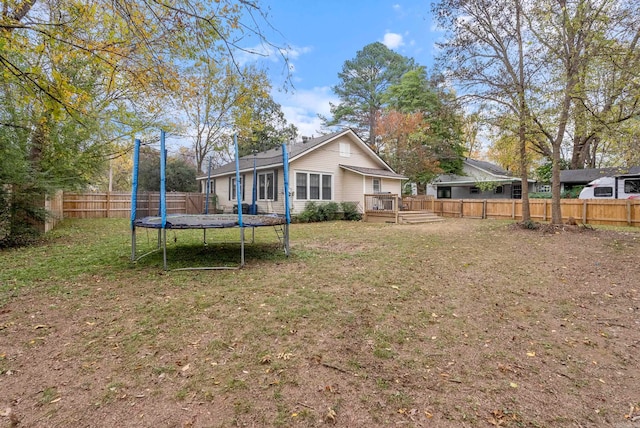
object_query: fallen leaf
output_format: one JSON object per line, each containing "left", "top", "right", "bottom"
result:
{"left": 50, "top": 397, "right": 61, "bottom": 403}
{"left": 526, "top": 351, "right": 536, "bottom": 357}
{"left": 181, "top": 364, "right": 190, "bottom": 372}
{"left": 325, "top": 407, "right": 337, "bottom": 424}
{"left": 424, "top": 410, "right": 433, "bottom": 418}
{"left": 260, "top": 355, "right": 272, "bottom": 364}
{"left": 509, "top": 382, "right": 518, "bottom": 388}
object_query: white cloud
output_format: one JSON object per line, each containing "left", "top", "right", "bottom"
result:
{"left": 381, "top": 32, "right": 404, "bottom": 49}
{"left": 273, "top": 86, "right": 338, "bottom": 137}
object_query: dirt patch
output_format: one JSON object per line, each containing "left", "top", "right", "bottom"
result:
{"left": 1, "top": 218, "right": 639, "bottom": 427}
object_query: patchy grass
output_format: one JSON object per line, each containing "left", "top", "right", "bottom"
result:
{"left": 1, "top": 218, "right": 639, "bottom": 427}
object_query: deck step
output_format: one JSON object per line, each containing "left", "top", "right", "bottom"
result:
{"left": 398, "top": 211, "right": 444, "bottom": 224}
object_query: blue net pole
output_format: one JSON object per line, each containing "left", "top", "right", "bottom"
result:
{"left": 234, "top": 134, "right": 243, "bottom": 227}
{"left": 160, "top": 130, "right": 167, "bottom": 228}
{"left": 205, "top": 157, "right": 212, "bottom": 214}
{"left": 282, "top": 143, "right": 291, "bottom": 224}
{"left": 251, "top": 154, "right": 257, "bottom": 215}
{"left": 130, "top": 138, "right": 141, "bottom": 230}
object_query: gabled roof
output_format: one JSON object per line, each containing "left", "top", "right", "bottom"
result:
{"left": 433, "top": 158, "right": 528, "bottom": 185}
{"left": 560, "top": 166, "right": 640, "bottom": 184}
{"left": 197, "top": 128, "right": 398, "bottom": 179}
{"left": 464, "top": 158, "right": 514, "bottom": 178}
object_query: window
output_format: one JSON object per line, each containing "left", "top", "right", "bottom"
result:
{"left": 537, "top": 184, "right": 550, "bottom": 193}
{"left": 470, "top": 186, "right": 480, "bottom": 194}
{"left": 296, "top": 173, "right": 307, "bottom": 199}
{"left": 258, "top": 172, "right": 274, "bottom": 200}
{"left": 495, "top": 185, "right": 504, "bottom": 194}
{"left": 229, "top": 176, "right": 245, "bottom": 201}
{"left": 322, "top": 175, "right": 331, "bottom": 200}
{"left": 512, "top": 184, "right": 522, "bottom": 199}
{"left": 295, "top": 172, "right": 332, "bottom": 200}
{"left": 437, "top": 186, "right": 451, "bottom": 199}
{"left": 339, "top": 142, "right": 351, "bottom": 157}
{"left": 373, "top": 178, "right": 381, "bottom": 193}
{"left": 624, "top": 179, "right": 640, "bottom": 194}
{"left": 594, "top": 186, "right": 613, "bottom": 197}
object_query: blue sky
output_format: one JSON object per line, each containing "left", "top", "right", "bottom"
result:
{"left": 242, "top": 0, "right": 442, "bottom": 138}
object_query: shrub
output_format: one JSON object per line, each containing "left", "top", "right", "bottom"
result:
{"left": 340, "top": 202, "right": 362, "bottom": 221}
{"left": 294, "top": 201, "right": 362, "bottom": 223}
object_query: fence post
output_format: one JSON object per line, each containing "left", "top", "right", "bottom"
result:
{"left": 512, "top": 200, "right": 515, "bottom": 219}
{"left": 582, "top": 200, "right": 587, "bottom": 224}
{"left": 106, "top": 191, "right": 111, "bottom": 218}
{"left": 543, "top": 200, "right": 547, "bottom": 221}
{"left": 482, "top": 200, "right": 487, "bottom": 219}
{"left": 460, "top": 200, "right": 464, "bottom": 218}
{"left": 627, "top": 200, "right": 632, "bottom": 226}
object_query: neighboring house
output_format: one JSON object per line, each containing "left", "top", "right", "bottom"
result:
{"left": 427, "top": 158, "right": 535, "bottom": 199}
{"left": 560, "top": 166, "right": 640, "bottom": 193}
{"left": 196, "top": 129, "right": 406, "bottom": 214}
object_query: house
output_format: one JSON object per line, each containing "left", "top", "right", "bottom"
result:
{"left": 427, "top": 158, "right": 536, "bottom": 199}
{"left": 560, "top": 166, "right": 640, "bottom": 194}
{"left": 196, "top": 129, "right": 406, "bottom": 214}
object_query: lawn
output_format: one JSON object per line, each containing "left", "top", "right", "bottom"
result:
{"left": 1, "top": 218, "right": 639, "bottom": 427}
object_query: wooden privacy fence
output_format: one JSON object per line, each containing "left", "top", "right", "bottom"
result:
{"left": 404, "top": 197, "right": 640, "bottom": 227}
{"left": 62, "top": 192, "right": 205, "bottom": 219}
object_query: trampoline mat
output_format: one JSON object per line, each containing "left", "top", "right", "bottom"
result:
{"left": 134, "top": 214, "right": 287, "bottom": 229}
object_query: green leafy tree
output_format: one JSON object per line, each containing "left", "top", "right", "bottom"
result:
{"left": 325, "top": 42, "right": 415, "bottom": 147}
{"left": 0, "top": 0, "right": 287, "bottom": 245}
{"left": 377, "top": 67, "right": 464, "bottom": 186}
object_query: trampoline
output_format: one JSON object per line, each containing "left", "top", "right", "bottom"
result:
{"left": 134, "top": 214, "right": 287, "bottom": 229}
{"left": 130, "top": 131, "right": 291, "bottom": 270}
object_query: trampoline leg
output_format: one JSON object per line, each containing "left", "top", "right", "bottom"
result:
{"left": 163, "top": 228, "right": 168, "bottom": 271}
{"left": 240, "top": 228, "right": 245, "bottom": 267}
{"left": 157, "top": 228, "right": 161, "bottom": 248}
{"left": 131, "top": 227, "right": 136, "bottom": 261}
{"left": 284, "top": 223, "right": 290, "bottom": 256}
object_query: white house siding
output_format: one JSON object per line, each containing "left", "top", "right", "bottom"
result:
{"left": 340, "top": 170, "right": 366, "bottom": 212}
{"left": 289, "top": 136, "right": 384, "bottom": 213}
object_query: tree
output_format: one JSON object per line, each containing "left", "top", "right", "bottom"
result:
{"left": 137, "top": 147, "right": 197, "bottom": 193}
{"left": 233, "top": 86, "right": 298, "bottom": 157}
{"left": 326, "top": 42, "right": 415, "bottom": 147}
{"left": 434, "top": 0, "right": 535, "bottom": 221}
{"left": 375, "top": 110, "right": 442, "bottom": 191}
{"left": 1, "top": 0, "right": 287, "bottom": 245}
{"left": 377, "top": 66, "right": 465, "bottom": 183}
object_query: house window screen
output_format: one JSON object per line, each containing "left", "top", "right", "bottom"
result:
{"left": 259, "top": 172, "right": 274, "bottom": 200}
{"left": 296, "top": 172, "right": 333, "bottom": 201}
{"left": 437, "top": 187, "right": 451, "bottom": 199}
{"left": 322, "top": 175, "right": 332, "bottom": 200}
{"left": 309, "top": 174, "right": 320, "bottom": 199}
{"left": 512, "top": 184, "right": 522, "bottom": 199}
{"left": 373, "top": 178, "right": 381, "bottom": 193}
{"left": 296, "top": 173, "right": 307, "bottom": 200}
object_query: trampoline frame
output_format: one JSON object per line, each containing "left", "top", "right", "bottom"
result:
{"left": 130, "top": 132, "right": 291, "bottom": 270}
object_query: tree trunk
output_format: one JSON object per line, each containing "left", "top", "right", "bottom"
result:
{"left": 516, "top": 1, "right": 530, "bottom": 222}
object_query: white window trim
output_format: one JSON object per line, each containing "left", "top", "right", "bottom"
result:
{"left": 295, "top": 171, "right": 333, "bottom": 201}
{"left": 373, "top": 178, "right": 381, "bottom": 193}
{"left": 258, "top": 171, "right": 275, "bottom": 201}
